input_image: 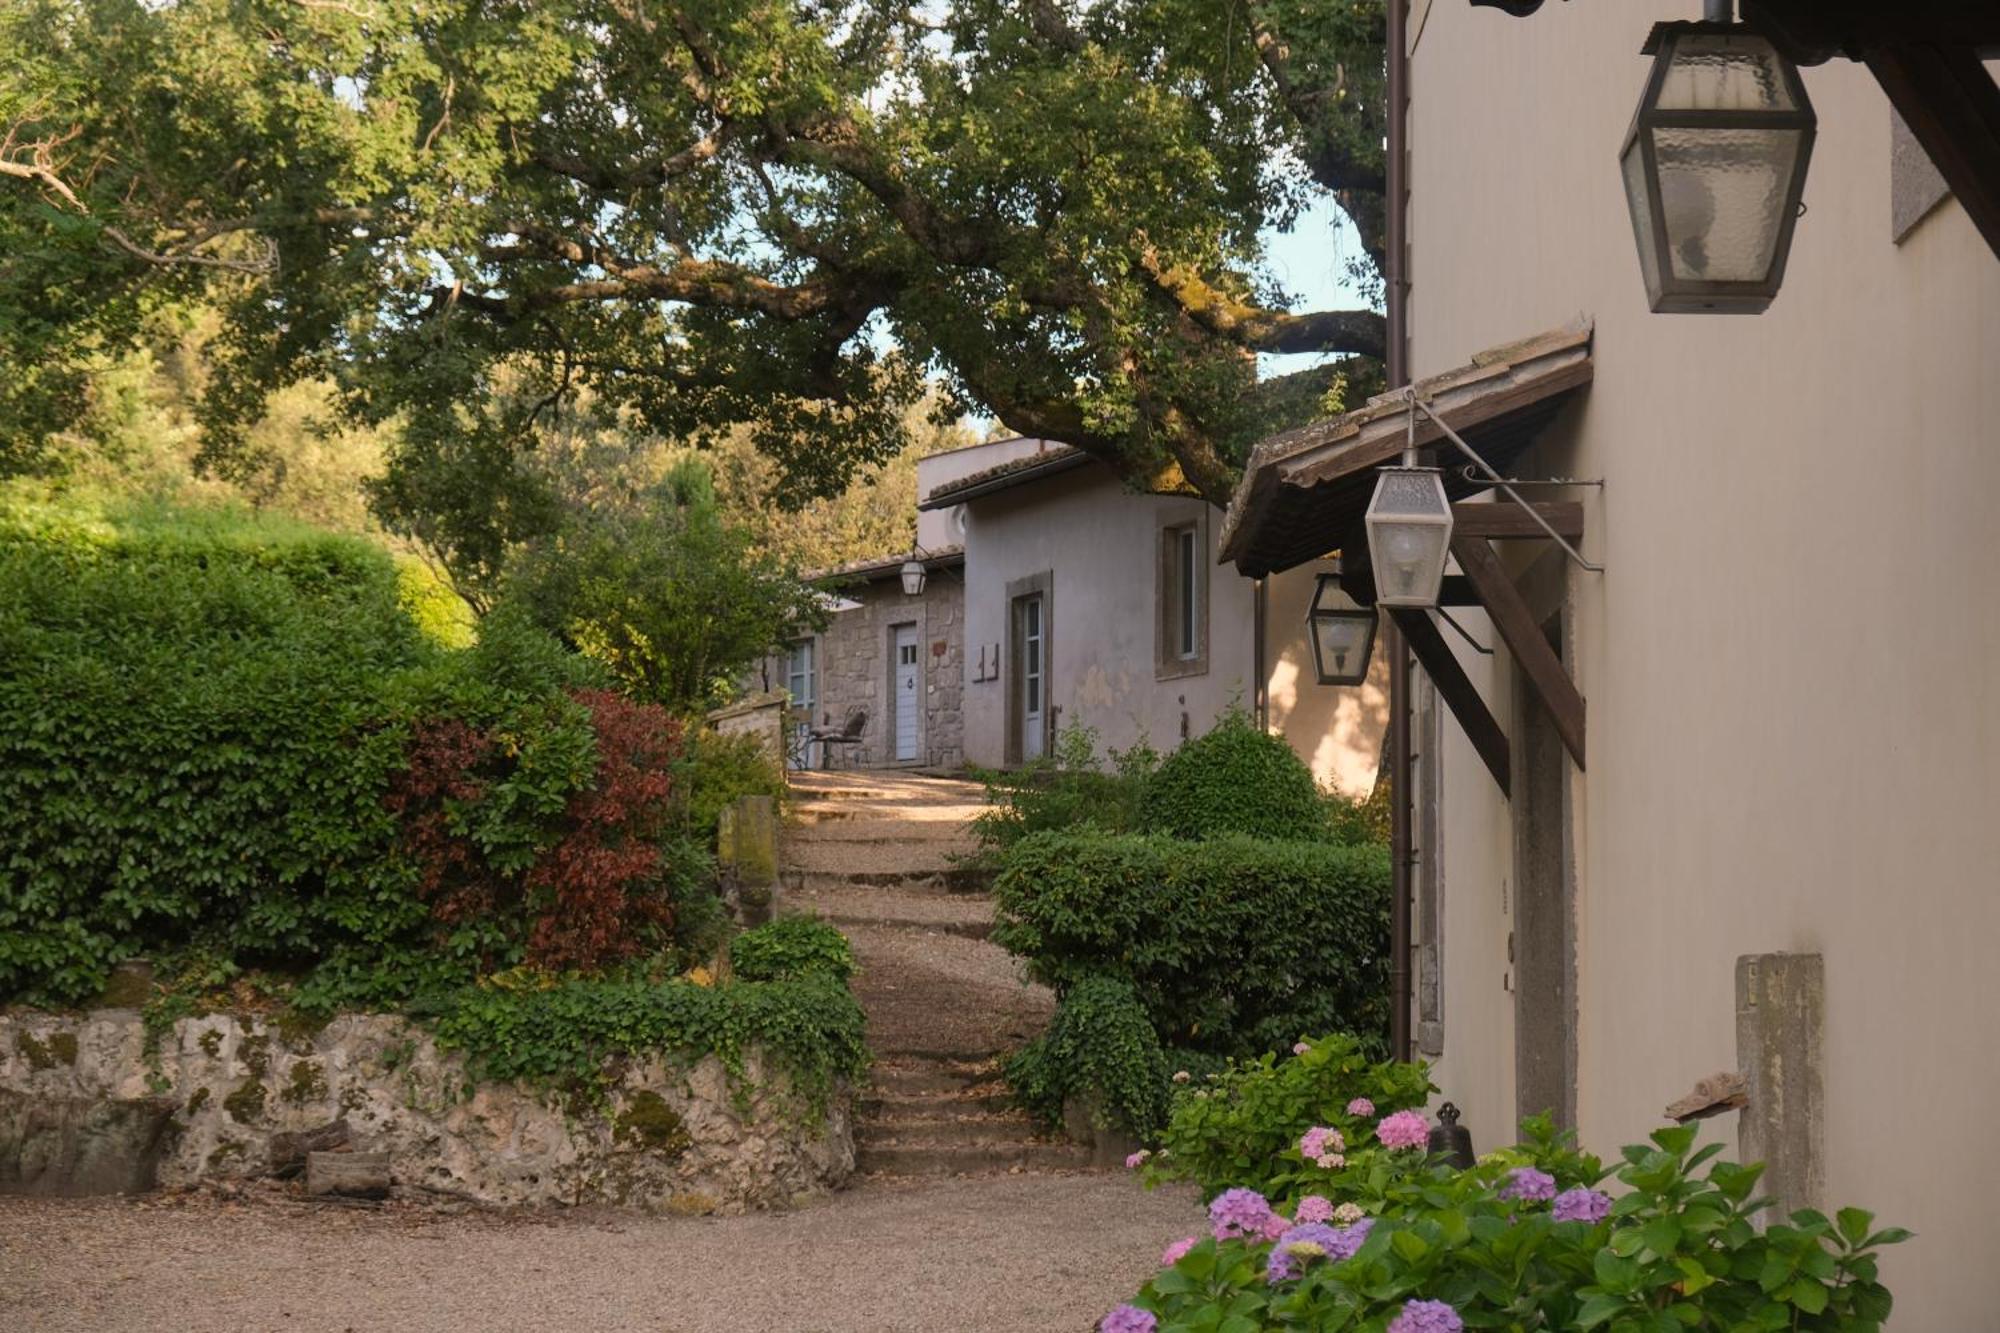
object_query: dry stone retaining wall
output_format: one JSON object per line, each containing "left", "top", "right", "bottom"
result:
{"left": 0, "top": 1008, "right": 853, "bottom": 1212}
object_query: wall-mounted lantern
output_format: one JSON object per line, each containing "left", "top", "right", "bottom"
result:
{"left": 1619, "top": 14, "right": 1815, "bottom": 314}
{"left": 1365, "top": 466, "right": 1454, "bottom": 607}
{"left": 1307, "top": 569, "right": 1378, "bottom": 686}
{"left": 1428, "top": 1102, "right": 1476, "bottom": 1170}
{"left": 900, "top": 558, "right": 927, "bottom": 596}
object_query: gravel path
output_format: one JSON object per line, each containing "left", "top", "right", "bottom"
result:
{"left": 0, "top": 1175, "right": 1201, "bottom": 1333}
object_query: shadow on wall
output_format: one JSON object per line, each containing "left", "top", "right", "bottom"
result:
{"left": 1265, "top": 645, "right": 1391, "bottom": 798}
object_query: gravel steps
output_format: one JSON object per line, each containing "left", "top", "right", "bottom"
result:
{"left": 779, "top": 771, "right": 1075, "bottom": 1181}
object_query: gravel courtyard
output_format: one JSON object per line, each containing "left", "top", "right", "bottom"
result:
{"left": 0, "top": 1173, "right": 1200, "bottom": 1333}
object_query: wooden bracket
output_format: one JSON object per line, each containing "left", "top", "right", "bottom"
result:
{"left": 1449, "top": 501, "right": 1583, "bottom": 541}
{"left": 1388, "top": 607, "right": 1510, "bottom": 798}
{"left": 1862, "top": 43, "right": 2000, "bottom": 261}
{"left": 1451, "top": 532, "right": 1587, "bottom": 770}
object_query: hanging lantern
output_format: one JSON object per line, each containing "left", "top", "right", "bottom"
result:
{"left": 1365, "top": 467, "right": 1454, "bottom": 608}
{"left": 1306, "top": 570, "right": 1379, "bottom": 686}
{"left": 1619, "top": 20, "right": 1816, "bottom": 314}
{"left": 900, "top": 559, "right": 927, "bottom": 596}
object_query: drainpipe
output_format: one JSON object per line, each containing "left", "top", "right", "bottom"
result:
{"left": 1385, "top": 0, "right": 1415, "bottom": 1065}
{"left": 1253, "top": 578, "right": 1269, "bottom": 729}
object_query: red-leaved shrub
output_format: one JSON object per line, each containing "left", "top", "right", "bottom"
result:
{"left": 387, "top": 691, "right": 684, "bottom": 972}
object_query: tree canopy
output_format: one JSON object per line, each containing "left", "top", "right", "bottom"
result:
{"left": 0, "top": 0, "right": 1386, "bottom": 507}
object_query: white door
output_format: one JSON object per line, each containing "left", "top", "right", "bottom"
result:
{"left": 1020, "top": 596, "right": 1045, "bottom": 761}
{"left": 894, "top": 625, "right": 920, "bottom": 762}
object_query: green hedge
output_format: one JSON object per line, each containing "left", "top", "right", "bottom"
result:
{"left": 1005, "top": 974, "right": 1170, "bottom": 1138}
{"left": 1140, "top": 709, "right": 1332, "bottom": 842}
{"left": 728, "top": 917, "right": 856, "bottom": 984}
{"left": 993, "top": 830, "right": 1392, "bottom": 1058}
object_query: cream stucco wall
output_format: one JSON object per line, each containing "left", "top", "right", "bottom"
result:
{"left": 914, "top": 436, "right": 1060, "bottom": 552}
{"left": 1409, "top": 8, "right": 2000, "bottom": 1328}
{"left": 960, "top": 468, "right": 1256, "bottom": 766}
{"left": 1266, "top": 563, "right": 1392, "bottom": 797}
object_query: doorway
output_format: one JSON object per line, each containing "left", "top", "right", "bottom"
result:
{"left": 1017, "top": 595, "right": 1045, "bottom": 760}
{"left": 892, "top": 623, "right": 920, "bottom": 763}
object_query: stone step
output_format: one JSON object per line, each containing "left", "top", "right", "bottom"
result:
{"left": 790, "top": 802, "right": 990, "bottom": 826}
{"left": 855, "top": 1141, "right": 1097, "bottom": 1177}
{"left": 780, "top": 841, "right": 966, "bottom": 879}
{"left": 869, "top": 1058, "right": 1002, "bottom": 1096}
{"left": 779, "top": 862, "right": 997, "bottom": 896}
{"left": 861, "top": 1088, "right": 1017, "bottom": 1118}
{"left": 856, "top": 1112, "right": 1042, "bottom": 1148}
{"left": 818, "top": 913, "right": 993, "bottom": 941}
{"left": 789, "top": 822, "right": 982, "bottom": 846}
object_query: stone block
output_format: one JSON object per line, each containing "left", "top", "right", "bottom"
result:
{"left": 0, "top": 1089, "right": 177, "bottom": 1196}
{"left": 1735, "top": 951, "right": 1823, "bottom": 1219}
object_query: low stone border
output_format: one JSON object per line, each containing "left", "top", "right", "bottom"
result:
{"left": 0, "top": 1008, "right": 853, "bottom": 1213}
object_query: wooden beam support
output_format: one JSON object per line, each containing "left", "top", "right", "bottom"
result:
{"left": 1339, "top": 566, "right": 1480, "bottom": 608}
{"left": 1862, "top": 43, "right": 2000, "bottom": 262}
{"left": 1450, "top": 533, "right": 1587, "bottom": 770}
{"left": 1449, "top": 501, "right": 1583, "bottom": 541}
{"left": 1388, "top": 607, "right": 1511, "bottom": 797}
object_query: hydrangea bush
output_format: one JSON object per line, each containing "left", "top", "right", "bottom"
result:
{"left": 1143, "top": 1033, "right": 1436, "bottom": 1203}
{"left": 1109, "top": 1118, "right": 1905, "bottom": 1332}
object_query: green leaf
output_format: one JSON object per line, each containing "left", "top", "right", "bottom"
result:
{"left": 1836, "top": 1207, "right": 1873, "bottom": 1246}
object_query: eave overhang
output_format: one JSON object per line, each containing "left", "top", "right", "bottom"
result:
{"left": 1219, "top": 322, "right": 1594, "bottom": 579}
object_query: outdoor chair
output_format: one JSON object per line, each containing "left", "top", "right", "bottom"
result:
{"left": 808, "top": 707, "right": 869, "bottom": 769}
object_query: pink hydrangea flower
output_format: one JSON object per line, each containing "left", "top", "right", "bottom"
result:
{"left": 1299, "top": 1125, "right": 1346, "bottom": 1168}
{"left": 1208, "top": 1187, "right": 1276, "bottom": 1241}
{"left": 1260, "top": 1210, "right": 1293, "bottom": 1241}
{"left": 1124, "top": 1149, "right": 1151, "bottom": 1170}
{"left": 1160, "top": 1236, "right": 1198, "bottom": 1267}
{"left": 1294, "top": 1195, "right": 1334, "bottom": 1224}
{"left": 1376, "top": 1109, "right": 1431, "bottom": 1151}
{"left": 1293, "top": 1041, "right": 1311, "bottom": 1055}
{"left": 1346, "top": 1097, "right": 1375, "bottom": 1117}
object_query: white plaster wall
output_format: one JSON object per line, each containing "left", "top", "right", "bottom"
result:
{"left": 960, "top": 469, "right": 1257, "bottom": 767}
{"left": 1409, "top": 8, "right": 2000, "bottom": 1327}
{"left": 915, "top": 437, "right": 1062, "bottom": 552}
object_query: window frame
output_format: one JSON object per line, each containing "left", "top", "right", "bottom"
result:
{"left": 1156, "top": 516, "right": 1210, "bottom": 680}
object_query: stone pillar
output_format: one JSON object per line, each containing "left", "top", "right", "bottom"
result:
{"left": 1735, "top": 951, "right": 1824, "bottom": 1219}
{"left": 718, "top": 795, "right": 779, "bottom": 925}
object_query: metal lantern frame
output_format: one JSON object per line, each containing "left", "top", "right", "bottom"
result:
{"left": 1620, "top": 20, "right": 1816, "bottom": 315}
{"left": 899, "top": 559, "right": 927, "bottom": 595}
{"left": 1306, "top": 571, "right": 1379, "bottom": 686}
{"left": 1365, "top": 465, "right": 1455, "bottom": 608}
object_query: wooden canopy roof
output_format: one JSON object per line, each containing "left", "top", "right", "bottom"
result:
{"left": 1218, "top": 322, "right": 1594, "bottom": 578}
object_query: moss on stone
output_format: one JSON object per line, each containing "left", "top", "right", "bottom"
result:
{"left": 14, "top": 1030, "right": 54, "bottom": 1071}
{"left": 47, "top": 1031, "right": 78, "bottom": 1065}
{"left": 614, "top": 1090, "right": 692, "bottom": 1156}
{"left": 283, "top": 1059, "right": 327, "bottom": 1106}
{"left": 186, "top": 1086, "right": 212, "bottom": 1115}
{"left": 273, "top": 1007, "right": 329, "bottom": 1053}
{"left": 664, "top": 1192, "right": 717, "bottom": 1217}
{"left": 339, "top": 1086, "right": 366, "bottom": 1113}
{"left": 96, "top": 963, "right": 154, "bottom": 1009}
{"left": 223, "top": 1078, "right": 267, "bottom": 1124}
{"left": 238, "top": 1032, "right": 269, "bottom": 1078}
{"left": 198, "top": 1029, "right": 223, "bottom": 1058}
{"left": 205, "top": 1139, "right": 244, "bottom": 1171}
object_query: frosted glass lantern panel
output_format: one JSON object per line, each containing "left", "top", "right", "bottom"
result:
{"left": 1651, "top": 126, "right": 1801, "bottom": 282}
{"left": 1655, "top": 34, "right": 1798, "bottom": 112}
{"left": 1311, "top": 615, "right": 1376, "bottom": 684}
{"left": 1621, "top": 136, "right": 1662, "bottom": 299}
{"left": 1369, "top": 522, "right": 1451, "bottom": 604}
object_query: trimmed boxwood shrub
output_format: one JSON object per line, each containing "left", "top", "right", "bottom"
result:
{"left": 1140, "top": 709, "right": 1331, "bottom": 842}
{"left": 993, "top": 830, "right": 1393, "bottom": 1059}
{"left": 728, "top": 917, "right": 856, "bottom": 984}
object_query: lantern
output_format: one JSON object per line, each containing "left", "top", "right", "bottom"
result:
{"left": 900, "top": 559, "right": 926, "bottom": 596}
{"left": 1428, "top": 1103, "right": 1476, "bottom": 1170}
{"left": 1307, "top": 571, "right": 1379, "bottom": 686}
{"left": 1365, "top": 467, "right": 1454, "bottom": 608}
{"left": 1619, "top": 20, "right": 1816, "bottom": 314}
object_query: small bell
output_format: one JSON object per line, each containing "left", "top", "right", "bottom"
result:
{"left": 1428, "top": 1102, "right": 1476, "bottom": 1169}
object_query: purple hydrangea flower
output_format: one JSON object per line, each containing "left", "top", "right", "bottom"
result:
{"left": 1325, "top": 1217, "right": 1374, "bottom": 1261}
{"left": 1387, "top": 1299, "right": 1464, "bottom": 1333}
{"left": 1265, "top": 1222, "right": 1345, "bottom": 1281}
{"left": 1100, "top": 1304, "right": 1158, "bottom": 1333}
{"left": 1498, "top": 1166, "right": 1557, "bottom": 1202}
{"left": 1551, "top": 1187, "right": 1614, "bottom": 1223}
{"left": 1160, "top": 1236, "right": 1198, "bottom": 1267}
{"left": 1208, "top": 1186, "right": 1276, "bottom": 1240}
{"left": 1377, "top": 1108, "right": 1432, "bottom": 1150}
{"left": 1346, "top": 1097, "right": 1375, "bottom": 1117}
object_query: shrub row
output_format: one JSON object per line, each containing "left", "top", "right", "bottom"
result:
{"left": 993, "top": 830, "right": 1393, "bottom": 1061}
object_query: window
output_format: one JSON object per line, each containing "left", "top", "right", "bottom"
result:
{"left": 1157, "top": 519, "right": 1208, "bottom": 679}
{"left": 786, "top": 639, "right": 817, "bottom": 717}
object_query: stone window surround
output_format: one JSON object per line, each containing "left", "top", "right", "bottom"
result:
{"left": 1003, "top": 569, "right": 1053, "bottom": 767}
{"left": 1156, "top": 512, "right": 1210, "bottom": 681}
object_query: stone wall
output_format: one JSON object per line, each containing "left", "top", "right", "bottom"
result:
{"left": 706, "top": 691, "right": 788, "bottom": 765}
{"left": 772, "top": 567, "right": 964, "bottom": 770}
{"left": 0, "top": 1008, "right": 853, "bottom": 1212}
